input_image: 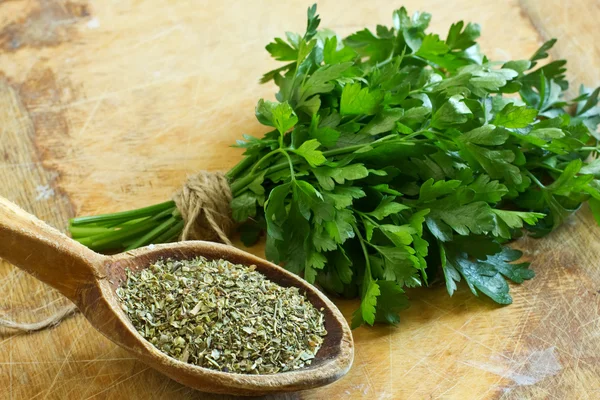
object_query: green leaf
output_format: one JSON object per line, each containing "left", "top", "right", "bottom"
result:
{"left": 485, "top": 248, "right": 534, "bottom": 284}
{"left": 323, "top": 36, "right": 357, "bottom": 64}
{"left": 589, "top": 198, "right": 600, "bottom": 225}
{"left": 492, "top": 209, "right": 545, "bottom": 238}
{"left": 238, "top": 219, "right": 263, "bottom": 247}
{"left": 379, "top": 225, "right": 416, "bottom": 246}
{"left": 467, "top": 66, "right": 518, "bottom": 95}
{"left": 310, "top": 126, "right": 340, "bottom": 147}
{"left": 299, "top": 62, "right": 353, "bottom": 102}
{"left": 418, "top": 178, "right": 461, "bottom": 202}
{"left": 324, "top": 186, "right": 366, "bottom": 209}
{"left": 266, "top": 37, "right": 297, "bottom": 61}
{"left": 460, "top": 125, "right": 508, "bottom": 146}
{"left": 530, "top": 39, "right": 557, "bottom": 66}
{"left": 345, "top": 28, "right": 393, "bottom": 63}
{"left": 529, "top": 127, "right": 565, "bottom": 141}
{"left": 294, "top": 180, "right": 335, "bottom": 221}
{"left": 443, "top": 260, "right": 461, "bottom": 296}
{"left": 451, "top": 235, "right": 502, "bottom": 260}
{"left": 372, "top": 184, "right": 403, "bottom": 196}
{"left": 577, "top": 86, "right": 600, "bottom": 116}
{"left": 443, "top": 245, "right": 534, "bottom": 305}
{"left": 382, "top": 258, "right": 422, "bottom": 287}
{"left": 324, "top": 209, "right": 356, "bottom": 244}
{"left": 580, "top": 159, "right": 600, "bottom": 178}
{"left": 467, "top": 174, "right": 508, "bottom": 203}
{"left": 272, "top": 102, "right": 299, "bottom": 135}
{"left": 340, "top": 83, "right": 381, "bottom": 115}
{"left": 359, "top": 109, "right": 404, "bottom": 135}
{"left": 313, "top": 164, "right": 369, "bottom": 190}
{"left": 431, "top": 95, "right": 472, "bottom": 129}
{"left": 255, "top": 100, "right": 298, "bottom": 135}
{"left": 493, "top": 103, "right": 538, "bottom": 128}
{"left": 231, "top": 192, "right": 258, "bottom": 222}
{"left": 493, "top": 209, "right": 545, "bottom": 227}
{"left": 304, "top": 3, "right": 321, "bottom": 40}
{"left": 279, "top": 202, "right": 312, "bottom": 274}
{"left": 351, "top": 279, "right": 380, "bottom": 328}
{"left": 449, "top": 252, "right": 512, "bottom": 304}
{"left": 427, "top": 199, "right": 495, "bottom": 237}
{"left": 331, "top": 249, "right": 353, "bottom": 284}
{"left": 265, "top": 183, "right": 291, "bottom": 240}
{"left": 255, "top": 99, "right": 276, "bottom": 126}
{"left": 400, "top": 106, "right": 431, "bottom": 125}
{"left": 374, "top": 281, "right": 409, "bottom": 324}
{"left": 312, "top": 224, "right": 337, "bottom": 252}
{"left": 546, "top": 159, "right": 585, "bottom": 196}
{"left": 416, "top": 34, "right": 449, "bottom": 57}
{"left": 461, "top": 143, "right": 522, "bottom": 186}
{"left": 305, "top": 251, "right": 327, "bottom": 283}
{"left": 446, "top": 21, "right": 481, "bottom": 50}
{"left": 374, "top": 244, "right": 417, "bottom": 264}
{"left": 294, "top": 139, "right": 326, "bottom": 167}
{"left": 367, "top": 197, "right": 410, "bottom": 220}
{"left": 503, "top": 60, "right": 531, "bottom": 75}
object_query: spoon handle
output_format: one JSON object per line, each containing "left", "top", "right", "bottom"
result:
{"left": 0, "top": 196, "right": 105, "bottom": 302}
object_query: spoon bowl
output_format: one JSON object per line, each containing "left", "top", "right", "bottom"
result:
{"left": 0, "top": 197, "right": 354, "bottom": 395}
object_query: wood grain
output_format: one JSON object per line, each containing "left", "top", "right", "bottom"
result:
{"left": 0, "top": 0, "right": 599, "bottom": 398}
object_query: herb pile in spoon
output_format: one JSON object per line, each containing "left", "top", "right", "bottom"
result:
{"left": 70, "top": 5, "right": 600, "bottom": 328}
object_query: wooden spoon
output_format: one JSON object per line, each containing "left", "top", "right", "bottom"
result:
{"left": 0, "top": 196, "right": 354, "bottom": 396}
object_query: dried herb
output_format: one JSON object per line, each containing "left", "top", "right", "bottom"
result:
{"left": 116, "top": 257, "right": 327, "bottom": 374}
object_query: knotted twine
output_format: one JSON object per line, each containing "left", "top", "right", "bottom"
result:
{"left": 173, "top": 171, "right": 233, "bottom": 245}
{"left": 0, "top": 171, "right": 234, "bottom": 333}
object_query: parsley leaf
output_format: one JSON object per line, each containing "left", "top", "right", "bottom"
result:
{"left": 293, "top": 139, "right": 326, "bottom": 166}
{"left": 351, "top": 278, "right": 380, "bottom": 328}
{"left": 493, "top": 103, "right": 539, "bottom": 128}
{"left": 340, "top": 83, "right": 381, "bottom": 115}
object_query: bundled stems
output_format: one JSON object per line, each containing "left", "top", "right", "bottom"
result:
{"left": 69, "top": 135, "right": 421, "bottom": 251}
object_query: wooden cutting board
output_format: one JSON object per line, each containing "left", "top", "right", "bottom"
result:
{"left": 1, "top": 0, "right": 599, "bottom": 398}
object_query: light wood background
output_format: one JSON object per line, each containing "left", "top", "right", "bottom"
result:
{"left": 0, "top": 0, "right": 599, "bottom": 398}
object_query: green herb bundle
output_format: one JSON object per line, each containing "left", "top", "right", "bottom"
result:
{"left": 70, "top": 5, "right": 600, "bottom": 328}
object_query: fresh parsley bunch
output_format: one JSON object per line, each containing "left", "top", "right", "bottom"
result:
{"left": 70, "top": 5, "right": 600, "bottom": 328}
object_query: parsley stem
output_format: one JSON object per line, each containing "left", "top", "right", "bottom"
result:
{"left": 125, "top": 215, "right": 181, "bottom": 250}
{"left": 355, "top": 211, "right": 380, "bottom": 227}
{"left": 230, "top": 161, "right": 289, "bottom": 196}
{"left": 154, "top": 219, "right": 185, "bottom": 244}
{"left": 322, "top": 134, "right": 399, "bottom": 157}
{"left": 373, "top": 52, "right": 395, "bottom": 69}
{"left": 74, "top": 217, "right": 164, "bottom": 251}
{"left": 69, "top": 201, "right": 175, "bottom": 226}
{"left": 482, "top": 94, "right": 490, "bottom": 124}
{"left": 338, "top": 114, "right": 362, "bottom": 128}
{"left": 279, "top": 149, "right": 296, "bottom": 181}
{"left": 226, "top": 155, "right": 257, "bottom": 180}
{"left": 351, "top": 221, "right": 372, "bottom": 274}
{"left": 249, "top": 149, "right": 284, "bottom": 175}
{"left": 525, "top": 163, "right": 563, "bottom": 174}
{"left": 232, "top": 133, "right": 424, "bottom": 195}
{"left": 525, "top": 170, "right": 546, "bottom": 189}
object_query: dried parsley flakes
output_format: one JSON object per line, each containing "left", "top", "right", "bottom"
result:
{"left": 116, "top": 257, "right": 327, "bottom": 374}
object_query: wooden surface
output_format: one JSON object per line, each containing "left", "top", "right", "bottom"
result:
{"left": 0, "top": 0, "right": 599, "bottom": 398}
